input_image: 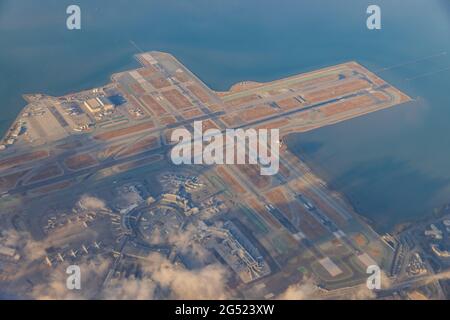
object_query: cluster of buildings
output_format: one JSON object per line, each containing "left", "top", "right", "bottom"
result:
{"left": 155, "top": 173, "right": 270, "bottom": 284}
{"left": 159, "top": 174, "right": 204, "bottom": 192}
{"left": 200, "top": 197, "right": 227, "bottom": 217}
{"left": 158, "top": 173, "right": 227, "bottom": 217}
{"left": 123, "top": 171, "right": 270, "bottom": 285}
{"left": 59, "top": 86, "right": 124, "bottom": 128}
{"left": 201, "top": 221, "right": 271, "bottom": 284}
{"left": 158, "top": 174, "right": 209, "bottom": 216}
{"left": 58, "top": 101, "right": 93, "bottom": 132}
{"left": 423, "top": 220, "right": 450, "bottom": 260}
{"left": 160, "top": 193, "right": 199, "bottom": 216}
{"left": 0, "top": 121, "right": 25, "bottom": 150}
{"left": 83, "top": 96, "right": 115, "bottom": 116}
{"left": 406, "top": 252, "right": 427, "bottom": 276}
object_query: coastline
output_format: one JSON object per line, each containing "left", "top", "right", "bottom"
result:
{"left": 285, "top": 132, "right": 447, "bottom": 236}
{"left": 285, "top": 133, "right": 393, "bottom": 234}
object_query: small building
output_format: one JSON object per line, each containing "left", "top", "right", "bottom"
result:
{"left": 425, "top": 224, "right": 443, "bottom": 240}
{"left": 431, "top": 244, "right": 450, "bottom": 258}
{"left": 98, "top": 97, "right": 114, "bottom": 112}
{"left": 0, "top": 245, "right": 15, "bottom": 257}
{"left": 0, "top": 245, "right": 20, "bottom": 261}
{"left": 185, "top": 207, "right": 199, "bottom": 216}
{"left": 103, "top": 103, "right": 114, "bottom": 112}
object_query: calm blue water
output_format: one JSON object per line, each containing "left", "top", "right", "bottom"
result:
{"left": 1, "top": 0, "right": 450, "bottom": 231}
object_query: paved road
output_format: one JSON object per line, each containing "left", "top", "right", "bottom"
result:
{"left": 316, "top": 270, "right": 450, "bottom": 299}
{"left": 8, "top": 145, "right": 169, "bottom": 196}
